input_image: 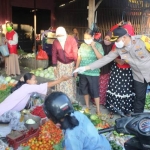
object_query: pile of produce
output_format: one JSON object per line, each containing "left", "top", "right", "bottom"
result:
{"left": 0, "top": 85, "right": 13, "bottom": 103}
{"left": 0, "top": 76, "right": 17, "bottom": 85}
{"left": 106, "top": 130, "right": 133, "bottom": 150}
{"left": 0, "top": 76, "right": 17, "bottom": 103}
{"left": 31, "top": 106, "right": 46, "bottom": 118}
{"left": 22, "top": 120, "right": 63, "bottom": 150}
{"left": 18, "top": 49, "right": 35, "bottom": 59}
{"left": 72, "top": 103, "right": 112, "bottom": 128}
{"left": 18, "top": 49, "right": 27, "bottom": 56}
{"left": 30, "top": 67, "right": 55, "bottom": 79}
{"left": 109, "top": 140, "right": 123, "bottom": 150}
{"left": 145, "top": 92, "right": 150, "bottom": 110}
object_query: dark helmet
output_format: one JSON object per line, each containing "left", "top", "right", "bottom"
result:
{"left": 43, "top": 92, "right": 74, "bottom": 123}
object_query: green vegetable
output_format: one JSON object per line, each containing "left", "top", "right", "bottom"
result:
{"left": 90, "top": 115, "right": 98, "bottom": 121}
{"left": 22, "top": 146, "right": 30, "bottom": 150}
{"left": 109, "top": 140, "right": 123, "bottom": 150}
{"left": 53, "top": 140, "right": 63, "bottom": 150}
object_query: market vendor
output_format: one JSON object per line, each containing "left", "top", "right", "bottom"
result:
{"left": 73, "top": 27, "right": 150, "bottom": 113}
{"left": 5, "top": 21, "right": 20, "bottom": 77}
{"left": 0, "top": 73, "right": 71, "bottom": 131}
{"left": 44, "top": 92, "right": 111, "bottom": 150}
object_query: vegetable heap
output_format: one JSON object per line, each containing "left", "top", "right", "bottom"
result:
{"left": 145, "top": 93, "right": 150, "bottom": 110}
{"left": 0, "top": 84, "right": 15, "bottom": 103}
{"left": 109, "top": 140, "right": 123, "bottom": 150}
{"left": 22, "top": 120, "right": 63, "bottom": 150}
{"left": 31, "top": 106, "right": 46, "bottom": 118}
{"left": 30, "top": 67, "right": 55, "bottom": 80}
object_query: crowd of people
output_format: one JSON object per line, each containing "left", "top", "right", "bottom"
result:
{"left": 0, "top": 20, "right": 150, "bottom": 149}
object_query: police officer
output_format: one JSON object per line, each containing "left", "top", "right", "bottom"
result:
{"left": 43, "top": 92, "right": 111, "bottom": 150}
{"left": 74, "top": 27, "right": 150, "bottom": 113}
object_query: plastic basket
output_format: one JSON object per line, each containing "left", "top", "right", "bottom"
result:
{"left": 6, "top": 129, "right": 40, "bottom": 150}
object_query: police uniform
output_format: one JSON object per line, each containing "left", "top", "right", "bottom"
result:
{"left": 89, "top": 28, "right": 150, "bottom": 113}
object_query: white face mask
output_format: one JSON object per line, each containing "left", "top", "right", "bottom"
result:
{"left": 57, "top": 35, "right": 67, "bottom": 42}
{"left": 84, "top": 39, "right": 93, "bottom": 45}
{"left": 115, "top": 40, "right": 124, "bottom": 48}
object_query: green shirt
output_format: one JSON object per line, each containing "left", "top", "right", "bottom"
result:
{"left": 78, "top": 42, "right": 104, "bottom": 76}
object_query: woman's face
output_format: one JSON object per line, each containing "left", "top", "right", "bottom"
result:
{"left": 6, "top": 23, "right": 13, "bottom": 32}
{"left": 27, "top": 75, "right": 37, "bottom": 85}
{"left": 84, "top": 33, "right": 93, "bottom": 45}
{"left": 104, "top": 35, "right": 112, "bottom": 45}
{"left": 73, "top": 28, "right": 78, "bottom": 34}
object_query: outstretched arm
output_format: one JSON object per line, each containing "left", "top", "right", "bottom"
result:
{"left": 73, "top": 49, "right": 119, "bottom": 74}
{"left": 47, "top": 76, "right": 71, "bottom": 88}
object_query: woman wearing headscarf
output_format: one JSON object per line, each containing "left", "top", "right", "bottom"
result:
{"left": 105, "top": 22, "right": 135, "bottom": 118}
{"left": 5, "top": 21, "right": 20, "bottom": 76}
{"left": 52, "top": 27, "right": 78, "bottom": 103}
{"left": 98, "top": 31, "right": 114, "bottom": 106}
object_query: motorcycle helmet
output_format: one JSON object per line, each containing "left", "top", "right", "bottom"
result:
{"left": 43, "top": 92, "right": 74, "bottom": 123}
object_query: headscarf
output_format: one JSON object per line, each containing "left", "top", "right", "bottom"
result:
{"left": 56, "top": 27, "right": 67, "bottom": 49}
{"left": 100, "top": 31, "right": 114, "bottom": 74}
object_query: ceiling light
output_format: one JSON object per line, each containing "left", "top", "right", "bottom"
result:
{"left": 59, "top": 4, "right": 65, "bottom": 7}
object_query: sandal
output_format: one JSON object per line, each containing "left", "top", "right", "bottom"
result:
{"left": 109, "top": 112, "right": 114, "bottom": 119}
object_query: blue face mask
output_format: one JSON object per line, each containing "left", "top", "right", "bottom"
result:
{"left": 57, "top": 36, "right": 67, "bottom": 42}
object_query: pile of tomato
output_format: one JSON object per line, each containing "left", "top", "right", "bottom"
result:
{"left": 22, "top": 120, "right": 63, "bottom": 150}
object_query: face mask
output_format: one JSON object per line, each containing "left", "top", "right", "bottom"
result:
{"left": 104, "top": 40, "right": 111, "bottom": 45}
{"left": 6, "top": 26, "right": 12, "bottom": 32}
{"left": 57, "top": 35, "right": 66, "bottom": 42}
{"left": 115, "top": 40, "right": 124, "bottom": 48}
{"left": 84, "top": 39, "right": 93, "bottom": 45}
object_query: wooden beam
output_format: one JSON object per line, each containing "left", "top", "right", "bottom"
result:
{"left": 88, "top": 0, "right": 95, "bottom": 28}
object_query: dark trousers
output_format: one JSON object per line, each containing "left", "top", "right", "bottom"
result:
{"left": 134, "top": 80, "right": 148, "bottom": 113}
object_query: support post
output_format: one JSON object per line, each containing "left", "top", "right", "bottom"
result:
{"left": 88, "top": 0, "right": 95, "bottom": 28}
{"left": 34, "top": 0, "right": 37, "bottom": 69}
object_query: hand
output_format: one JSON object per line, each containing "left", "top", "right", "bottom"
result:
{"left": 5, "top": 39, "right": 8, "bottom": 43}
{"left": 91, "top": 41, "right": 96, "bottom": 49}
{"left": 74, "top": 72, "right": 78, "bottom": 78}
{"left": 60, "top": 76, "right": 72, "bottom": 81}
{"left": 73, "top": 67, "right": 86, "bottom": 74}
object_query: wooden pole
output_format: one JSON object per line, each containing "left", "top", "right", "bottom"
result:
{"left": 88, "top": 0, "right": 103, "bottom": 28}
{"left": 88, "top": 0, "right": 95, "bottom": 28}
{"left": 34, "top": 0, "right": 37, "bottom": 69}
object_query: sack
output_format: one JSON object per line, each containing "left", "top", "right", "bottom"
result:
{"left": 141, "top": 35, "right": 150, "bottom": 52}
{"left": 25, "top": 93, "right": 44, "bottom": 109}
{"left": 36, "top": 49, "right": 48, "bottom": 60}
{"left": 0, "top": 45, "right": 9, "bottom": 56}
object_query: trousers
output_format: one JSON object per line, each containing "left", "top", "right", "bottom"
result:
{"left": 134, "top": 80, "right": 148, "bottom": 113}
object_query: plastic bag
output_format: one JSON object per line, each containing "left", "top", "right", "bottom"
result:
{"left": 25, "top": 93, "right": 44, "bottom": 109}
{"left": 0, "top": 125, "right": 11, "bottom": 137}
{"left": 0, "top": 139, "right": 10, "bottom": 150}
{"left": 0, "top": 45, "right": 9, "bottom": 57}
{"left": 36, "top": 49, "right": 48, "bottom": 60}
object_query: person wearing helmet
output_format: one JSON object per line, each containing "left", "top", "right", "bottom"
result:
{"left": 44, "top": 92, "right": 111, "bottom": 150}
